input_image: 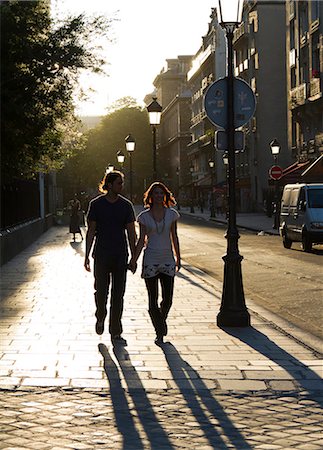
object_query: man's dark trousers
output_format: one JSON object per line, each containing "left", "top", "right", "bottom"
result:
{"left": 94, "top": 256, "right": 127, "bottom": 336}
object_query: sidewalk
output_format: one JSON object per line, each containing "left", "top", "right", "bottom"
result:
{"left": 0, "top": 226, "right": 322, "bottom": 449}
{"left": 179, "top": 206, "right": 279, "bottom": 235}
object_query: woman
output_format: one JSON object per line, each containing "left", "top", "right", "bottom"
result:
{"left": 130, "top": 182, "right": 181, "bottom": 345}
{"left": 69, "top": 196, "right": 83, "bottom": 242}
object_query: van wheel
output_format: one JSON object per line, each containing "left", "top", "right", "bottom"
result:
{"left": 302, "top": 231, "right": 312, "bottom": 252}
{"left": 282, "top": 233, "right": 292, "bottom": 249}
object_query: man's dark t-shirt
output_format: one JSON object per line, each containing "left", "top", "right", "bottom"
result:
{"left": 87, "top": 195, "right": 135, "bottom": 263}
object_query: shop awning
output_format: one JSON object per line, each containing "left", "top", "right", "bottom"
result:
{"left": 300, "top": 154, "right": 323, "bottom": 182}
{"left": 279, "top": 160, "right": 312, "bottom": 184}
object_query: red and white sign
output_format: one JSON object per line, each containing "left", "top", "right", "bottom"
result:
{"left": 269, "top": 165, "right": 283, "bottom": 180}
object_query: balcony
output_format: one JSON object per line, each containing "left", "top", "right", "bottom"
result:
{"left": 233, "top": 22, "right": 247, "bottom": 43}
{"left": 290, "top": 83, "right": 307, "bottom": 108}
{"left": 309, "top": 77, "right": 321, "bottom": 100}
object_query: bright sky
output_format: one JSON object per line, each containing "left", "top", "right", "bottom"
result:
{"left": 52, "top": 0, "right": 217, "bottom": 116}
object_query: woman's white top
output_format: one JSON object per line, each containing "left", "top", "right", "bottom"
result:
{"left": 137, "top": 207, "right": 180, "bottom": 278}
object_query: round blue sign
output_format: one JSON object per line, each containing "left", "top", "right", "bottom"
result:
{"left": 204, "top": 77, "right": 256, "bottom": 130}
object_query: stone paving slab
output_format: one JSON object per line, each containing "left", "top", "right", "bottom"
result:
{"left": 0, "top": 388, "right": 322, "bottom": 449}
{"left": 0, "top": 226, "right": 322, "bottom": 448}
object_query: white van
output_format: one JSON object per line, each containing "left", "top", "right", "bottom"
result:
{"left": 279, "top": 183, "right": 323, "bottom": 251}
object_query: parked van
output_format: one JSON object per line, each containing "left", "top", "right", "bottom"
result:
{"left": 279, "top": 183, "right": 323, "bottom": 251}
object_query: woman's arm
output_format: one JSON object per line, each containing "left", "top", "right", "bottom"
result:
{"left": 171, "top": 221, "right": 181, "bottom": 271}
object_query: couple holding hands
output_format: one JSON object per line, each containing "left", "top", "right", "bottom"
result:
{"left": 84, "top": 170, "right": 181, "bottom": 345}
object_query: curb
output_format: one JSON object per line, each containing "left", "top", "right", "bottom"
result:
{"left": 181, "top": 263, "right": 323, "bottom": 356}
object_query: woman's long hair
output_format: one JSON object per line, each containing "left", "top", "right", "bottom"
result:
{"left": 143, "top": 182, "right": 176, "bottom": 208}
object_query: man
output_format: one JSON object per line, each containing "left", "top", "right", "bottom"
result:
{"left": 84, "top": 171, "right": 136, "bottom": 343}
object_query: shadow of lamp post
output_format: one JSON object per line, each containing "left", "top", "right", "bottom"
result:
{"left": 270, "top": 138, "right": 281, "bottom": 230}
{"left": 216, "top": 0, "right": 250, "bottom": 327}
{"left": 147, "top": 97, "right": 162, "bottom": 181}
{"left": 125, "top": 134, "right": 135, "bottom": 203}
{"left": 208, "top": 159, "right": 216, "bottom": 218}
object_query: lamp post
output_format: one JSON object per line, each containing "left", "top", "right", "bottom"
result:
{"left": 189, "top": 165, "right": 195, "bottom": 213}
{"left": 116, "top": 150, "right": 125, "bottom": 170}
{"left": 216, "top": 0, "right": 250, "bottom": 327}
{"left": 176, "top": 166, "right": 181, "bottom": 210}
{"left": 125, "top": 134, "right": 135, "bottom": 202}
{"left": 208, "top": 159, "right": 216, "bottom": 218}
{"left": 270, "top": 138, "right": 281, "bottom": 230}
{"left": 147, "top": 97, "right": 162, "bottom": 181}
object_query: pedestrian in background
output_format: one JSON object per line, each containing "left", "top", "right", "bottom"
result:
{"left": 69, "top": 195, "right": 83, "bottom": 242}
{"left": 130, "top": 182, "right": 181, "bottom": 345}
{"left": 84, "top": 171, "right": 136, "bottom": 343}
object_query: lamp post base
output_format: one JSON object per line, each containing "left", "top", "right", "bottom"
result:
{"left": 217, "top": 253, "right": 251, "bottom": 327}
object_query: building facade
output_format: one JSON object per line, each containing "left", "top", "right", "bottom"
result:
{"left": 284, "top": 0, "right": 323, "bottom": 183}
{"left": 187, "top": 9, "right": 226, "bottom": 208}
{"left": 232, "top": 0, "right": 292, "bottom": 211}
{"left": 149, "top": 56, "right": 193, "bottom": 201}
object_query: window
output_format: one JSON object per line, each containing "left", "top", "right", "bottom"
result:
{"left": 299, "top": 1, "right": 309, "bottom": 38}
{"left": 311, "top": 1, "right": 320, "bottom": 22}
{"left": 290, "top": 19, "right": 295, "bottom": 50}
{"left": 311, "top": 31, "right": 320, "bottom": 77}
{"left": 300, "top": 47, "right": 309, "bottom": 84}
{"left": 308, "top": 189, "right": 323, "bottom": 208}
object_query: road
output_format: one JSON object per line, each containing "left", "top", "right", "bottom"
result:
{"left": 178, "top": 214, "right": 323, "bottom": 340}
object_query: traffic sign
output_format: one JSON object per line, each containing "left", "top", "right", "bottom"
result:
{"left": 204, "top": 77, "right": 256, "bottom": 130}
{"left": 215, "top": 130, "right": 245, "bottom": 151}
{"left": 269, "top": 165, "right": 283, "bottom": 180}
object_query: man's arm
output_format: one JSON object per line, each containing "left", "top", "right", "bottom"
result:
{"left": 126, "top": 221, "right": 137, "bottom": 260}
{"left": 84, "top": 220, "right": 96, "bottom": 272}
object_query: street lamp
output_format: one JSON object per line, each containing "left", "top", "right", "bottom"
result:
{"left": 270, "top": 138, "right": 281, "bottom": 229}
{"left": 208, "top": 159, "right": 216, "bottom": 218}
{"left": 147, "top": 97, "right": 162, "bottom": 181}
{"left": 125, "top": 134, "right": 135, "bottom": 202}
{"left": 216, "top": 0, "right": 250, "bottom": 327}
{"left": 106, "top": 163, "right": 114, "bottom": 174}
{"left": 270, "top": 138, "right": 280, "bottom": 163}
{"left": 189, "top": 165, "right": 195, "bottom": 213}
{"left": 116, "top": 150, "right": 125, "bottom": 169}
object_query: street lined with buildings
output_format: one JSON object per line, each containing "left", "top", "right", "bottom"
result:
{"left": 0, "top": 224, "right": 322, "bottom": 449}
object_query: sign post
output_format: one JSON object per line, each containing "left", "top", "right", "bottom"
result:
{"left": 269, "top": 165, "right": 283, "bottom": 180}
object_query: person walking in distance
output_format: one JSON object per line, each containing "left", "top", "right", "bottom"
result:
{"left": 130, "top": 182, "right": 181, "bottom": 345}
{"left": 84, "top": 171, "right": 136, "bottom": 343}
{"left": 69, "top": 195, "right": 83, "bottom": 242}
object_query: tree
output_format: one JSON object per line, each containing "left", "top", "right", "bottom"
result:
{"left": 57, "top": 103, "right": 154, "bottom": 204}
{"left": 0, "top": 0, "right": 113, "bottom": 182}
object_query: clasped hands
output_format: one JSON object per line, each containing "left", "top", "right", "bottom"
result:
{"left": 128, "top": 258, "right": 137, "bottom": 274}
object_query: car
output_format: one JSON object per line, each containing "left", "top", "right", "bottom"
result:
{"left": 279, "top": 183, "right": 323, "bottom": 252}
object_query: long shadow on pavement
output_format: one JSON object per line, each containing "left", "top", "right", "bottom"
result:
{"left": 223, "top": 327, "right": 323, "bottom": 404}
{"left": 98, "top": 343, "right": 144, "bottom": 450}
{"left": 99, "top": 343, "right": 174, "bottom": 450}
{"left": 161, "top": 342, "right": 253, "bottom": 449}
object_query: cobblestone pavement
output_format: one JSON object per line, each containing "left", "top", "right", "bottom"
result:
{"left": 0, "top": 226, "right": 322, "bottom": 449}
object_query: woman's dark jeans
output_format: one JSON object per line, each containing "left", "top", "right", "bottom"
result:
{"left": 145, "top": 273, "right": 174, "bottom": 337}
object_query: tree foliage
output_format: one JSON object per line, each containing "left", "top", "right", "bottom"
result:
{"left": 0, "top": 0, "right": 113, "bottom": 182}
{"left": 58, "top": 102, "right": 154, "bottom": 204}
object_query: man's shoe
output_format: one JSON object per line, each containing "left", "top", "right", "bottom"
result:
{"left": 154, "top": 336, "right": 164, "bottom": 346}
{"left": 95, "top": 320, "right": 104, "bottom": 335}
{"left": 111, "top": 335, "right": 127, "bottom": 346}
